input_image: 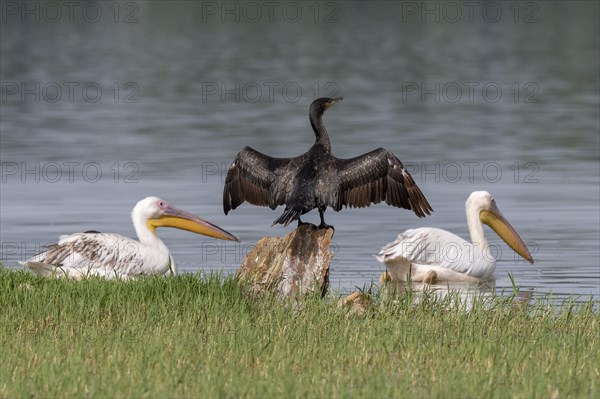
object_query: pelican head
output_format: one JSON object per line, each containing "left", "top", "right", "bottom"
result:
{"left": 467, "top": 191, "right": 533, "bottom": 264}
{"left": 133, "top": 197, "right": 240, "bottom": 242}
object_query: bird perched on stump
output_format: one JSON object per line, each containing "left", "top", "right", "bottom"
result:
{"left": 223, "top": 97, "right": 433, "bottom": 229}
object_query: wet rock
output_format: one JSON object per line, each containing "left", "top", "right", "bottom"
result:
{"left": 236, "top": 225, "right": 334, "bottom": 299}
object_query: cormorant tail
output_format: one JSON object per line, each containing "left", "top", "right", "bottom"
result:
{"left": 271, "top": 207, "right": 303, "bottom": 227}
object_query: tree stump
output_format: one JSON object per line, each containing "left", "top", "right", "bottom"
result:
{"left": 236, "top": 225, "right": 334, "bottom": 299}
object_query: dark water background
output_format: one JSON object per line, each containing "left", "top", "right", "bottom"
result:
{"left": 1, "top": 1, "right": 598, "bottom": 301}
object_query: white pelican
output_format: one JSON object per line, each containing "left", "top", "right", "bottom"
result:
{"left": 23, "top": 196, "right": 240, "bottom": 279}
{"left": 376, "top": 191, "right": 534, "bottom": 283}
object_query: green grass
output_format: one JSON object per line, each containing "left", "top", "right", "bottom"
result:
{"left": 0, "top": 268, "right": 598, "bottom": 398}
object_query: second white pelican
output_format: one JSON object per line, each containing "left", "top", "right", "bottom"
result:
{"left": 23, "top": 196, "right": 240, "bottom": 279}
{"left": 376, "top": 191, "right": 534, "bottom": 283}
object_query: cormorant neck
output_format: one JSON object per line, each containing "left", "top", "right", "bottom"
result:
{"left": 310, "top": 111, "right": 331, "bottom": 151}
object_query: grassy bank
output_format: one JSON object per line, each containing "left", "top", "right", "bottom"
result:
{"left": 0, "top": 268, "right": 598, "bottom": 398}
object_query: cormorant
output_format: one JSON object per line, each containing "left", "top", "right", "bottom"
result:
{"left": 223, "top": 97, "right": 433, "bottom": 229}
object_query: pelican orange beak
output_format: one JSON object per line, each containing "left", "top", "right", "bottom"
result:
{"left": 480, "top": 201, "right": 533, "bottom": 264}
{"left": 148, "top": 205, "right": 240, "bottom": 242}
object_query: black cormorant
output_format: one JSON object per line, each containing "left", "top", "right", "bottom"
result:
{"left": 223, "top": 97, "right": 433, "bottom": 229}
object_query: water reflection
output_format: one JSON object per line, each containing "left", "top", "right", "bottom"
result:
{"left": 380, "top": 281, "right": 540, "bottom": 311}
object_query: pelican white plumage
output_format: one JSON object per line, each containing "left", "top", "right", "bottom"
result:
{"left": 23, "top": 196, "right": 240, "bottom": 279}
{"left": 376, "top": 191, "right": 534, "bottom": 283}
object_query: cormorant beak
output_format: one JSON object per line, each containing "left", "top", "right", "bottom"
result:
{"left": 325, "top": 97, "right": 343, "bottom": 110}
{"left": 148, "top": 205, "right": 240, "bottom": 242}
{"left": 479, "top": 201, "right": 533, "bottom": 264}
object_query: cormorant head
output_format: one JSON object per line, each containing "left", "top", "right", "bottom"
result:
{"left": 310, "top": 97, "right": 343, "bottom": 117}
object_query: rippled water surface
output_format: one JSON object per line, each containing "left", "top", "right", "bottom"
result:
{"left": 1, "top": 1, "right": 598, "bottom": 302}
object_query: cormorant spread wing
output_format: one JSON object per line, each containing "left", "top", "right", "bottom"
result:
{"left": 223, "top": 146, "right": 302, "bottom": 214}
{"left": 334, "top": 148, "right": 432, "bottom": 217}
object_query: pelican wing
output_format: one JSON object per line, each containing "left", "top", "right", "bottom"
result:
{"left": 333, "top": 148, "right": 433, "bottom": 217}
{"left": 25, "top": 233, "right": 165, "bottom": 278}
{"left": 223, "top": 146, "right": 304, "bottom": 214}
{"left": 377, "top": 228, "right": 494, "bottom": 278}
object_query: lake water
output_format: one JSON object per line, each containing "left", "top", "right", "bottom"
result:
{"left": 1, "top": 1, "right": 598, "bottom": 303}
